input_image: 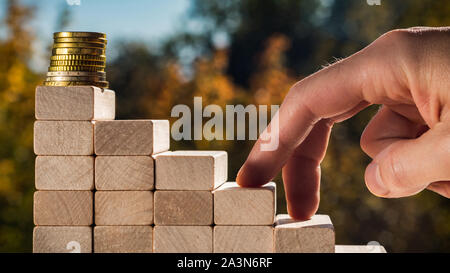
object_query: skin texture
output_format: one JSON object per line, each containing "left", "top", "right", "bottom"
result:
{"left": 236, "top": 27, "right": 450, "bottom": 220}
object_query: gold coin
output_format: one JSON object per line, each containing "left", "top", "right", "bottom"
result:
{"left": 53, "top": 32, "right": 106, "bottom": 39}
{"left": 54, "top": 37, "right": 107, "bottom": 44}
{"left": 48, "top": 65, "right": 105, "bottom": 72}
{"left": 43, "top": 81, "right": 109, "bottom": 88}
{"left": 50, "top": 60, "right": 105, "bottom": 67}
{"left": 46, "top": 71, "right": 106, "bottom": 77}
{"left": 53, "top": 42, "right": 106, "bottom": 49}
{"left": 52, "top": 47, "right": 105, "bottom": 55}
{"left": 50, "top": 54, "right": 106, "bottom": 61}
{"left": 46, "top": 76, "right": 106, "bottom": 82}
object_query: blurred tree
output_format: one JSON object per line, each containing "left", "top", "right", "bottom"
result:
{"left": 0, "top": 0, "right": 449, "bottom": 252}
{"left": 0, "top": 0, "right": 40, "bottom": 252}
{"left": 190, "top": 0, "right": 322, "bottom": 87}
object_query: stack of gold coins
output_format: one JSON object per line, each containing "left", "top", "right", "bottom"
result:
{"left": 44, "top": 31, "right": 109, "bottom": 88}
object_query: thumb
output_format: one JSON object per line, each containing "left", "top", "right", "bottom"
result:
{"left": 365, "top": 122, "right": 450, "bottom": 198}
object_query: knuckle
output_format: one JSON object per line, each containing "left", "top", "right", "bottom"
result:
{"left": 375, "top": 28, "right": 419, "bottom": 63}
{"left": 287, "top": 81, "right": 304, "bottom": 97}
{"left": 379, "top": 29, "right": 416, "bottom": 48}
{"left": 380, "top": 29, "right": 410, "bottom": 43}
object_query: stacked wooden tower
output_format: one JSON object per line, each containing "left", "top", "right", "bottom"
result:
{"left": 32, "top": 85, "right": 385, "bottom": 253}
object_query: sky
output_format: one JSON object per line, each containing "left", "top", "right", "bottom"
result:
{"left": 0, "top": 0, "right": 192, "bottom": 72}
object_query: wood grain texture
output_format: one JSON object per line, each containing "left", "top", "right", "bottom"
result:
{"left": 35, "top": 86, "right": 115, "bottom": 121}
{"left": 95, "top": 191, "right": 153, "bottom": 225}
{"left": 33, "top": 226, "right": 92, "bottom": 253}
{"left": 155, "top": 151, "right": 227, "bottom": 190}
{"left": 95, "top": 156, "right": 154, "bottom": 190}
{"left": 213, "top": 226, "right": 273, "bottom": 253}
{"left": 153, "top": 226, "right": 212, "bottom": 253}
{"left": 274, "top": 214, "right": 335, "bottom": 253}
{"left": 335, "top": 245, "right": 387, "bottom": 253}
{"left": 94, "top": 120, "right": 169, "bottom": 155}
{"left": 34, "top": 191, "right": 93, "bottom": 226}
{"left": 35, "top": 156, "right": 94, "bottom": 190}
{"left": 34, "top": 121, "right": 94, "bottom": 155}
{"left": 213, "top": 182, "right": 276, "bottom": 225}
{"left": 94, "top": 226, "right": 153, "bottom": 253}
{"left": 154, "top": 191, "right": 213, "bottom": 225}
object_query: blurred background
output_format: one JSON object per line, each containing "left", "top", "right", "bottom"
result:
{"left": 0, "top": 0, "right": 449, "bottom": 252}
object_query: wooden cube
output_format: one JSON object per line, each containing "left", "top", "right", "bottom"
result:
{"left": 155, "top": 151, "right": 227, "bottom": 190}
{"left": 154, "top": 191, "right": 213, "bottom": 225}
{"left": 35, "top": 86, "right": 115, "bottom": 121}
{"left": 95, "top": 156, "right": 154, "bottom": 190}
{"left": 213, "top": 226, "right": 273, "bottom": 253}
{"left": 274, "top": 214, "right": 335, "bottom": 253}
{"left": 95, "top": 191, "right": 153, "bottom": 225}
{"left": 153, "top": 226, "right": 212, "bottom": 253}
{"left": 35, "top": 156, "right": 94, "bottom": 190}
{"left": 34, "top": 121, "right": 94, "bottom": 155}
{"left": 94, "top": 226, "right": 153, "bottom": 253}
{"left": 34, "top": 191, "right": 93, "bottom": 226}
{"left": 335, "top": 245, "right": 387, "bottom": 253}
{"left": 94, "top": 120, "right": 169, "bottom": 155}
{"left": 213, "top": 182, "right": 276, "bottom": 225}
{"left": 33, "top": 226, "right": 92, "bottom": 253}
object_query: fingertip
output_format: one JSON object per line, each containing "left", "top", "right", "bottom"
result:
{"left": 287, "top": 204, "right": 317, "bottom": 221}
{"left": 286, "top": 193, "right": 319, "bottom": 221}
{"left": 236, "top": 163, "right": 267, "bottom": 188}
{"left": 235, "top": 167, "right": 244, "bottom": 185}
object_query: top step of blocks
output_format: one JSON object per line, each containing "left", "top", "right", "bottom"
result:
{"left": 35, "top": 86, "right": 115, "bottom": 121}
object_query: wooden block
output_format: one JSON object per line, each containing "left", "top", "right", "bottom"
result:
{"left": 35, "top": 86, "right": 115, "bottom": 121}
{"left": 95, "top": 191, "right": 153, "bottom": 225}
{"left": 34, "top": 121, "right": 93, "bottom": 155}
{"left": 213, "top": 226, "right": 273, "bottom": 253}
{"left": 274, "top": 214, "right": 335, "bottom": 253}
{"left": 94, "top": 120, "right": 169, "bottom": 155}
{"left": 95, "top": 156, "right": 154, "bottom": 190}
{"left": 34, "top": 191, "right": 93, "bottom": 226}
{"left": 155, "top": 151, "right": 227, "bottom": 190}
{"left": 154, "top": 191, "right": 212, "bottom": 225}
{"left": 213, "top": 182, "right": 276, "bottom": 225}
{"left": 35, "top": 156, "right": 94, "bottom": 190}
{"left": 94, "top": 226, "right": 153, "bottom": 253}
{"left": 33, "top": 226, "right": 92, "bottom": 253}
{"left": 335, "top": 245, "right": 387, "bottom": 253}
{"left": 153, "top": 226, "right": 212, "bottom": 253}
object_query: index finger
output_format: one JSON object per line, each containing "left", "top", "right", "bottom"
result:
{"left": 236, "top": 33, "right": 405, "bottom": 187}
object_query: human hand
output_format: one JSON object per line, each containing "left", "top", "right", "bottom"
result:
{"left": 236, "top": 27, "right": 450, "bottom": 220}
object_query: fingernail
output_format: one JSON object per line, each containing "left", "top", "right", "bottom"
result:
{"left": 375, "top": 164, "right": 389, "bottom": 196}
{"left": 367, "top": 163, "right": 389, "bottom": 196}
